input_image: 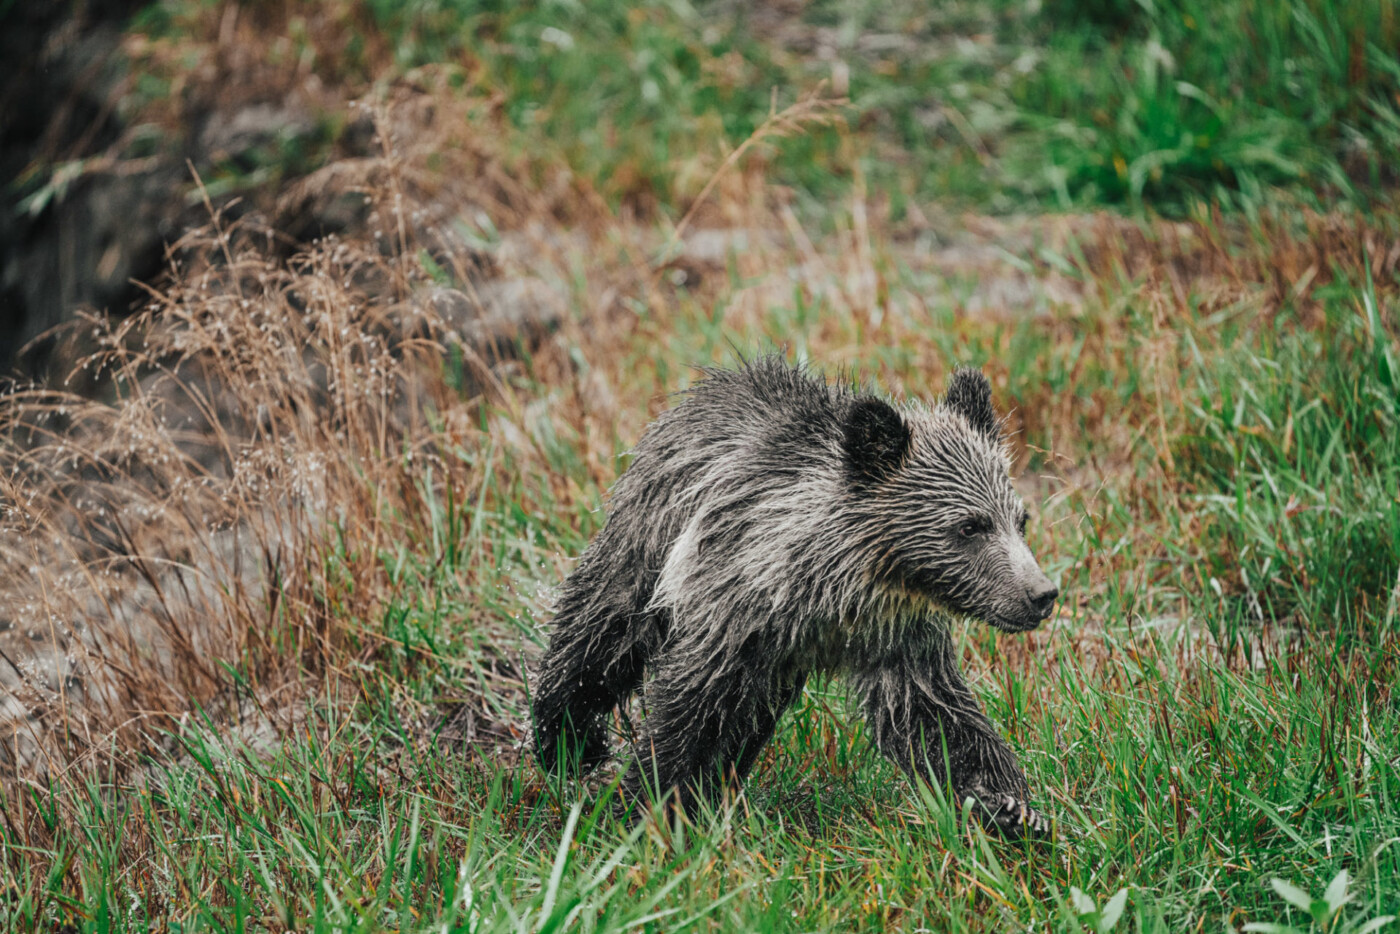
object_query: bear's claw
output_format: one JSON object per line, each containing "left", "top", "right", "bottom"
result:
{"left": 982, "top": 793, "right": 1051, "bottom": 839}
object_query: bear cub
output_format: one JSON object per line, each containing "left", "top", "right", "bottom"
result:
{"left": 531, "top": 357, "right": 1058, "bottom": 836}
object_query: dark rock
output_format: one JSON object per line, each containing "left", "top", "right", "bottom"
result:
{"left": 0, "top": 0, "right": 149, "bottom": 374}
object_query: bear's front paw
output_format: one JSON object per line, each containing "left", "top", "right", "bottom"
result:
{"left": 978, "top": 793, "right": 1051, "bottom": 839}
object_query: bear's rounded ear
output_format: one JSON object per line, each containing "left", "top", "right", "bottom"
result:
{"left": 944, "top": 368, "right": 1001, "bottom": 440}
{"left": 843, "top": 397, "right": 910, "bottom": 482}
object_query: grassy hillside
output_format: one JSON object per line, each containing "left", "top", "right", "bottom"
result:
{"left": 2, "top": 1, "right": 1398, "bottom": 931}
{"left": 108, "top": 0, "right": 1400, "bottom": 216}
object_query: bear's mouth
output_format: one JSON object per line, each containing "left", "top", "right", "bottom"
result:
{"left": 986, "top": 611, "right": 1045, "bottom": 633}
{"left": 985, "top": 594, "right": 1057, "bottom": 633}
{"left": 887, "top": 587, "right": 1047, "bottom": 634}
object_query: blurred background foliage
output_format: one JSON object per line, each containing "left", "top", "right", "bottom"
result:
{"left": 114, "top": 0, "right": 1400, "bottom": 214}
{"left": 7, "top": 0, "right": 1399, "bottom": 366}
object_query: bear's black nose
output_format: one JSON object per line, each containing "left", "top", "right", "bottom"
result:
{"left": 1026, "top": 582, "right": 1058, "bottom": 619}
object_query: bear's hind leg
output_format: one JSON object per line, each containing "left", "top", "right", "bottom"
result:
{"left": 620, "top": 656, "right": 802, "bottom": 817}
{"left": 532, "top": 604, "right": 653, "bottom": 775}
{"left": 727, "top": 674, "right": 807, "bottom": 785}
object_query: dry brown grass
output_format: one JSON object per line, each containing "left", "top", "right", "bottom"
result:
{"left": 1, "top": 82, "right": 579, "bottom": 784}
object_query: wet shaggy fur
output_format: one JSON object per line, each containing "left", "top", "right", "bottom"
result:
{"left": 531, "top": 357, "right": 1059, "bottom": 835}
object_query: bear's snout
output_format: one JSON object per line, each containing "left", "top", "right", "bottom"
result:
{"left": 1026, "top": 579, "right": 1058, "bottom": 620}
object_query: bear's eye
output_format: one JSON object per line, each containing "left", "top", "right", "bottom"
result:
{"left": 958, "top": 518, "right": 991, "bottom": 539}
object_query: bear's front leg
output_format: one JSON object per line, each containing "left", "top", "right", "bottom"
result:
{"left": 853, "top": 626, "right": 1049, "bottom": 838}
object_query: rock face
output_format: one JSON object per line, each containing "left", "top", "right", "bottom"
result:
{"left": 0, "top": 2, "right": 338, "bottom": 378}
{"left": 0, "top": 0, "right": 151, "bottom": 372}
{"left": 4, "top": 162, "right": 187, "bottom": 368}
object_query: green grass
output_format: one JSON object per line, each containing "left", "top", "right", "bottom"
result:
{"left": 362, "top": 0, "right": 1400, "bottom": 213}
{"left": 997, "top": 0, "right": 1400, "bottom": 210}
{"left": 1179, "top": 266, "right": 1400, "bottom": 626}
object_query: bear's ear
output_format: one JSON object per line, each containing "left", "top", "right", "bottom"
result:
{"left": 843, "top": 397, "right": 910, "bottom": 482}
{"left": 944, "top": 368, "right": 1000, "bottom": 440}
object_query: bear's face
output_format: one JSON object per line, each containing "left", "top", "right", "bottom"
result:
{"left": 843, "top": 369, "right": 1058, "bottom": 632}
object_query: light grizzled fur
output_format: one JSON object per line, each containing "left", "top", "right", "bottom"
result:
{"left": 531, "top": 357, "right": 1058, "bottom": 835}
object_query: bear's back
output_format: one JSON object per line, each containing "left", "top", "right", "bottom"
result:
{"left": 601, "top": 357, "right": 847, "bottom": 573}
{"left": 657, "top": 357, "right": 845, "bottom": 465}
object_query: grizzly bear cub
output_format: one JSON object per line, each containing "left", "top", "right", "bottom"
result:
{"left": 532, "top": 357, "right": 1058, "bottom": 835}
